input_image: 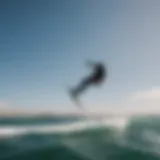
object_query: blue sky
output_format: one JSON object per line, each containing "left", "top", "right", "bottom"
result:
{"left": 1, "top": 0, "right": 160, "bottom": 114}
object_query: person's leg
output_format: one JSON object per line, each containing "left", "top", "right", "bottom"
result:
{"left": 72, "top": 77, "right": 93, "bottom": 97}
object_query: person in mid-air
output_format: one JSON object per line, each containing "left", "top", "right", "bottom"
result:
{"left": 70, "top": 60, "right": 107, "bottom": 99}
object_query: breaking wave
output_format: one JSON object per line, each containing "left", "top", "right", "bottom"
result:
{"left": 0, "top": 115, "right": 160, "bottom": 160}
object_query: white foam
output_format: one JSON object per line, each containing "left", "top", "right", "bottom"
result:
{"left": 0, "top": 127, "right": 27, "bottom": 138}
{"left": 0, "top": 116, "right": 128, "bottom": 139}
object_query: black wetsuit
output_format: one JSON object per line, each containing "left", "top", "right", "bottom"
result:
{"left": 89, "top": 63, "right": 106, "bottom": 83}
{"left": 72, "top": 62, "right": 106, "bottom": 97}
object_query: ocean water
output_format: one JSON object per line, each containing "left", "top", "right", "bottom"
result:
{"left": 0, "top": 114, "right": 160, "bottom": 160}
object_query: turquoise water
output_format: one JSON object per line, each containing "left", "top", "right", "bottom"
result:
{"left": 0, "top": 115, "right": 160, "bottom": 160}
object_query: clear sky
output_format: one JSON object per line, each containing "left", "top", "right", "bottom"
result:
{"left": 1, "top": 0, "right": 160, "bottom": 114}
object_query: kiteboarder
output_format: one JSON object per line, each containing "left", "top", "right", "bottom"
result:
{"left": 70, "top": 60, "right": 106, "bottom": 99}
